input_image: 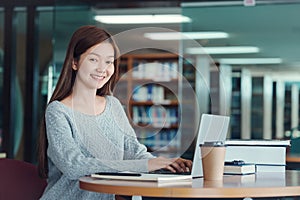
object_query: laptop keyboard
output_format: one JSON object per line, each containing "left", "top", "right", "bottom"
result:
{"left": 149, "top": 169, "right": 191, "bottom": 175}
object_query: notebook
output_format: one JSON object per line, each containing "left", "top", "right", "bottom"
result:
{"left": 152, "top": 114, "right": 230, "bottom": 178}
{"left": 91, "top": 171, "right": 193, "bottom": 183}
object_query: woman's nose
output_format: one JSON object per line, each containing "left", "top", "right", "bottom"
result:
{"left": 96, "top": 61, "right": 106, "bottom": 71}
{"left": 96, "top": 67, "right": 105, "bottom": 73}
{"left": 96, "top": 63, "right": 108, "bottom": 74}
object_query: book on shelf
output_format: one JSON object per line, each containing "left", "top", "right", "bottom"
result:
{"left": 132, "top": 84, "right": 165, "bottom": 102}
{"left": 91, "top": 172, "right": 192, "bottom": 183}
{"left": 132, "top": 106, "right": 178, "bottom": 127}
{"left": 224, "top": 161, "right": 256, "bottom": 175}
{"left": 132, "top": 61, "right": 178, "bottom": 80}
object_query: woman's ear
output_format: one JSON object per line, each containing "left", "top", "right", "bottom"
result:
{"left": 72, "top": 60, "right": 78, "bottom": 70}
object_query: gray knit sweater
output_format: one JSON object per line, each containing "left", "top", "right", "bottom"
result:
{"left": 40, "top": 95, "right": 155, "bottom": 200}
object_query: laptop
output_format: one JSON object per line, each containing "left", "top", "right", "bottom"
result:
{"left": 191, "top": 114, "right": 230, "bottom": 178}
{"left": 152, "top": 114, "right": 230, "bottom": 178}
{"left": 93, "top": 114, "right": 230, "bottom": 180}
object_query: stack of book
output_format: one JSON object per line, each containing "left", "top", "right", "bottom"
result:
{"left": 224, "top": 160, "right": 256, "bottom": 175}
{"left": 225, "top": 140, "right": 290, "bottom": 172}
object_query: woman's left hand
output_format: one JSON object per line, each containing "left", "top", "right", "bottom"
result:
{"left": 166, "top": 157, "right": 193, "bottom": 173}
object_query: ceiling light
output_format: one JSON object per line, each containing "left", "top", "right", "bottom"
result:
{"left": 94, "top": 14, "right": 191, "bottom": 24}
{"left": 186, "top": 46, "right": 259, "bottom": 54}
{"left": 144, "top": 32, "right": 229, "bottom": 40}
{"left": 218, "top": 58, "right": 283, "bottom": 65}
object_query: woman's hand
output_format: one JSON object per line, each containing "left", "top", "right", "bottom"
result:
{"left": 148, "top": 157, "right": 193, "bottom": 173}
{"left": 170, "top": 157, "right": 193, "bottom": 173}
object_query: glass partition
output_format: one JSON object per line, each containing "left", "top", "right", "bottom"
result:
{"left": 6, "top": 7, "right": 54, "bottom": 159}
{"left": 0, "top": 8, "right": 3, "bottom": 150}
{"left": 13, "top": 8, "right": 26, "bottom": 157}
{"left": 0, "top": 7, "right": 28, "bottom": 157}
{"left": 0, "top": 6, "right": 54, "bottom": 158}
{"left": 181, "top": 2, "right": 300, "bottom": 140}
{"left": 49, "top": 5, "right": 93, "bottom": 99}
{"left": 38, "top": 8, "right": 54, "bottom": 117}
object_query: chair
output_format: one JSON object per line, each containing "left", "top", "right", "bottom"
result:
{"left": 0, "top": 158, "right": 47, "bottom": 200}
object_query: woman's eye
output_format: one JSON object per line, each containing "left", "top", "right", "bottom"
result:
{"left": 106, "top": 61, "right": 114, "bottom": 65}
{"left": 89, "top": 58, "right": 98, "bottom": 62}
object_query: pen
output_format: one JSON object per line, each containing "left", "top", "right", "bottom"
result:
{"left": 95, "top": 172, "right": 142, "bottom": 176}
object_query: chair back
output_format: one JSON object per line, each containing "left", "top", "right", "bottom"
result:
{"left": 0, "top": 158, "right": 47, "bottom": 200}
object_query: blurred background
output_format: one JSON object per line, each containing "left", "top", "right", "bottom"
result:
{"left": 1, "top": 0, "right": 300, "bottom": 163}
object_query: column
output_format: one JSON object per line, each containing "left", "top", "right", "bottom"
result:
{"left": 241, "top": 69, "right": 251, "bottom": 139}
{"left": 276, "top": 80, "right": 285, "bottom": 139}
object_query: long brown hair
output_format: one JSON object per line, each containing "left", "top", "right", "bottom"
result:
{"left": 37, "top": 25, "right": 120, "bottom": 178}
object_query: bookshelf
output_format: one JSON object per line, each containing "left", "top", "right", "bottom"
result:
{"left": 232, "top": 72, "right": 273, "bottom": 140}
{"left": 231, "top": 70, "right": 242, "bottom": 139}
{"left": 114, "top": 53, "right": 181, "bottom": 154}
{"left": 210, "top": 69, "right": 220, "bottom": 114}
{"left": 251, "top": 77, "right": 264, "bottom": 139}
{"left": 112, "top": 53, "right": 300, "bottom": 152}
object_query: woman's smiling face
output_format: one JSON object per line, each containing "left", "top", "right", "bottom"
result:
{"left": 73, "top": 42, "right": 115, "bottom": 90}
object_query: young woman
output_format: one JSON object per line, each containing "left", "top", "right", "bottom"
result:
{"left": 37, "top": 25, "right": 192, "bottom": 200}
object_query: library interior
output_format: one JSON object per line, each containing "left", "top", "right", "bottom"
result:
{"left": 1, "top": 0, "right": 300, "bottom": 199}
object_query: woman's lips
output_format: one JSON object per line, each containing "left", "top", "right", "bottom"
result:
{"left": 91, "top": 74, "right": 105, "bottom": 80}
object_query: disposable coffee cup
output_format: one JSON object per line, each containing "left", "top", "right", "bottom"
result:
{"left": 203, "top": 180, "right": 223, "bottom": 188}
{"left": 200, "top": 141, "right": 226, "bottom": 181}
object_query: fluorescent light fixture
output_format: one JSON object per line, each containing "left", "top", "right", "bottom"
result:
{"left": 218, "top": 58, "right": 283, "bottom": 65}
{"left": 144, "top": 32, "right": 229, "bottom": 40}
{"left": 94, "top": 14, "right": 191, "bottom": 24}
{"left": 186, "top": 46, "right": 260, "bottom": 54}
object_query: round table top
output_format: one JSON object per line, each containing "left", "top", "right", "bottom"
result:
{"left": 79, "top": 170, "right": 300, "bottom": 198}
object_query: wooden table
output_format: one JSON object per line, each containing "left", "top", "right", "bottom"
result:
{"left": 79, "top": 170, "right": 300, "bottom": 199}
{"left": 286, "top": 153, "right": 300, "bottom": 170}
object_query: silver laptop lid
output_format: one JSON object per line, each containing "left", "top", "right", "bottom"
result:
{"left": 191, "top": 114, "right": 230, "bottom": 178}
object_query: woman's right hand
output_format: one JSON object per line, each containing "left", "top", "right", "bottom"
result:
{"left": 148, "top": 156, "right": 192, "bottom": 173}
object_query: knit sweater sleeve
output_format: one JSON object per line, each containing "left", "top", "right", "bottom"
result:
{"left": 108, "top": 96, "right": 155, "bottom": 160}
{"left": 45, "top": 101, "right": 153, "bottom": 180}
